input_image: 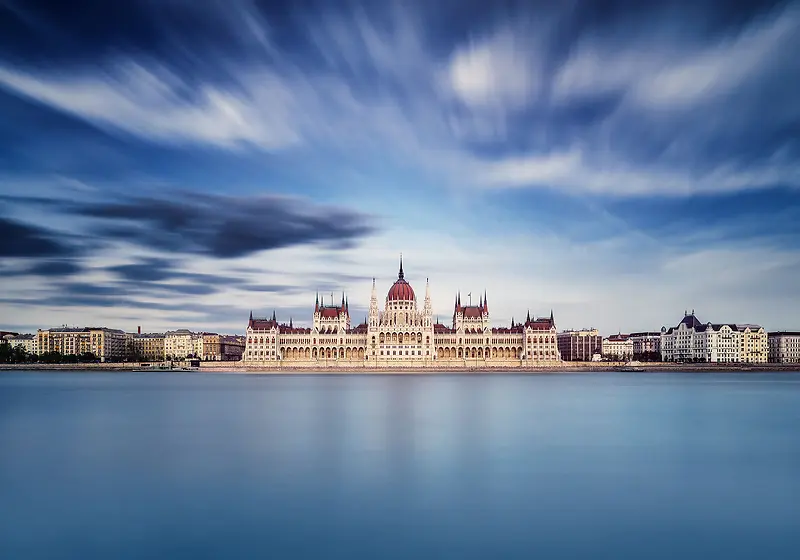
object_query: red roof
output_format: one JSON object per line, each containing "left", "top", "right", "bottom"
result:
{"left": 463, "top": 306, "right": 483, "bottom": 318}
{"left": 388, "top": 278, "right": 415, "bottom": 301}
{"left": 249, "top": 319, "right": 277, "bottom": 330}
{"left": 320, "top": 307, "right": 341, "bottom": 319}
{"left": 434, "top": 324, "right": 454, "bottom": 334}
{"left": 387, "top": 257, "right": 415, "bottom": 301}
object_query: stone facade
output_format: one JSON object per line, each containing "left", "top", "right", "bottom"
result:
{"left": 768, "top": 332, "right": 800, "bottom": 363}
{"left": 243, "top": 259, "right": 560, "bottom": 367}
{"left": 629, "top": 332, "right": 661, "bottom": 360}
{"left": 36, "top": 327, "right": 127, "bottom": 361}
{"left": 130, "top": 333, "right": 166, "bottom": 361}
{"left": 557, "top": 329, "right": 602, "bottom": 361}
{"left": 603, "top": 333, "right": 633, "bottom": 360}
{"left": 660, "top": 312, "right": 767, "bottom": 363}
{"left": 2, "top": 333, "right": 37, "bottom": 354}
{"left": 164, "top": 329, "right": 203, "bottom": 360}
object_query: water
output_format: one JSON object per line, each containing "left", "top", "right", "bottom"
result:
{"left": 1, "top": 371, "right": 799, "bottom": 559}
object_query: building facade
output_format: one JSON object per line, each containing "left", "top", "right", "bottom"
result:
{"left": 130, "top": 333, "right": 166, "bottom": 361}
{"left": 3, "top": 334, "right": 38, "bottom": 354}
{"left": 768, "top": 332, "right": 800, "bottom": 363}
{"left": 629, "top": 332, "right": 661, "bottom": 360}
{"left": 243, "top": 259, "right": 560, "bottom": 367}
{"left": 36, "top": 327, "right": 127, "bottom": 361}
{"left": 200, "top": 333, "right": 221, "bottom": 361}
{"left": 557, "top": 329, "right": 603, "bottom": 361}
{"left": 220, "top": 335, "right": 246, "bottom": 361}
{"left": 164, "top": 329, "right": 203, "bottom": 360}
{"left": 660, "top": 312, "right": 767, "bottom": 363}
{"left": 603, "top": 334, "right": 633, "bottom": 361}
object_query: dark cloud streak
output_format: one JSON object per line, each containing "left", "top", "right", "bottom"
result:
{"left": 76, "top": 193, "right": 375, "bottom": 258}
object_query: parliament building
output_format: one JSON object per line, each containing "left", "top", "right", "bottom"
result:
{"left": 243, "top": 258, "right": 561, "bottom": 367}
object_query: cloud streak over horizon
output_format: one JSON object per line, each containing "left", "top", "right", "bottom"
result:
{"left": 0, "top": 0, "right": 798, "bottom": 334}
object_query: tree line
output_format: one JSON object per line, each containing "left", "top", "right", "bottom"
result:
{"left": 0, "top": 343, "right": 99, "bottom": 364}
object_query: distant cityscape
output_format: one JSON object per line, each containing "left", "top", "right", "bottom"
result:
{"left": 2, "top": 260, "right": 799, "bottom": 366}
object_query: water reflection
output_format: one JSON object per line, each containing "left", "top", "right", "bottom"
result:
{"left": 1, "top": 371, "right": 799, "bottom": 559}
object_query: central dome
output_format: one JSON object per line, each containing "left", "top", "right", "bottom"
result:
{"left": 387, "top": 257, "right": 415, "bottom": 301}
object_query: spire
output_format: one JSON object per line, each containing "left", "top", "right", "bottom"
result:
{"left": 342, "top": 292, "right": 345, "bottom": 309}
{"left": 345, "top": 295, "right": 349, "bottom": 310}
{"left": 315, "top": 292, "right": 319, "bottom": 312}
{"left": 550, "top": 309, "right": 554, "bottom": 321}
{"left": 484, "top": 290, "right": 488, "bottom": 311}
{"left": 289, "top": 317, "right": 293, "bottom": 328}
{"left": 511, "top": 317, "right": 515, "bottom": 327}
{"left": 272, "top": 310, "right": 276, "bottom": 322}
{"left": 479, "top": 294, "right": 483, "bottom": 308}
{"left": 398, "top": 253, "right": 404, "bottom": 279}
{"left": 526, "top": 310, "right": 531, "bottom": 323}
{"left": 458, "top": 291, "right": 461, "bottom": 307}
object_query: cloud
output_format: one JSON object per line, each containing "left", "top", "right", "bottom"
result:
{"left": 71, "top": 193, "right": 375, "bottom": 258}
{"left": 444, "top": 27, "right": 537, "bottom": 111}
{"left": 0, "top": 61, "right": 302, "bottom": 150}
{"left": 0, "top": 216, "right": 74, "bottom": 257}
{"left": 553, "top": 4, "right": 800, "bottom": 110}
{"left": 477, "top": 148, "right": 800, "bottom": 196}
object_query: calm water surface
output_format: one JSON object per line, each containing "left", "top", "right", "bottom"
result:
{"left": 1, "top": 371, "right": 799, "bottom": 559}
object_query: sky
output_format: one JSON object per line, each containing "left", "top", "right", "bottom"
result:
{"left": 0, "top": 0, "right": 798, "bottom": 336}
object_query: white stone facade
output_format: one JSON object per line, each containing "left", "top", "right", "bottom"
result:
{"left": 243, "top": 259, "right": 560, "bottom": 367}
{"left": 768, "top": 332, "right": 800, "bottom": 363}
{"left": 603, "top": 334, "right": 633, "bottom": 360}
{"left": 164, "top": 329, "right": 203, "bottom": 360}
{"left": 3, "top": 334, "right": 37, "bottom": 354}
{"left": 661, "top": 313, "right": 767, "bottom": 363}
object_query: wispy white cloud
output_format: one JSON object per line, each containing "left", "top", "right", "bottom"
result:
{"left": 0, "top": 61, "right": 302, "bottom": 150}
{"left": 0, "top": 0, "right": 796, "bottom": 202}
{"left": 553, "top": 3, "right": 799, "bottom": 109}
{"left": 476, "top": 148, "right": 800, "bottom": 196}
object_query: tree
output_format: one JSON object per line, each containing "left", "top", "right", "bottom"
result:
{"left": 78, "top": 352, "right": 97, "bottom": 363}
{"left": 11, "top": 346, "right": 28, "bottom": 364}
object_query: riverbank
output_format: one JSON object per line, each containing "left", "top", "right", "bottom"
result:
{"left": 2, "top": 362, "right": 799, "bottom": 373}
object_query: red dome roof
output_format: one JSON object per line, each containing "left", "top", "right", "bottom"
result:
{"left": 388, "top": 278, "right": 415, "bottom": 301}
{"left": 387, "top": 256, "right": 415, "bottom": 301}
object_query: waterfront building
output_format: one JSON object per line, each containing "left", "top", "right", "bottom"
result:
{"left": 201, "top": 333, "right": 221, "bottom": 361}
{"left": 243, "top": 258, "right": 560, "bottom": 367}
{"left": 768, "top": 332, "right": 800, "bottom": 363}
{"left": 629, "top": 332, "right": 661, "bottom": 360}
{"left": 36, "top": 327, "right": 127, "bottom": 361}
{"left": 557, "top": 329, "right": 602, "bottom": 361}
{"left": 220, "top": 335, "right": 245, "bottom": 361}
{"left": 164, "top": 329, "right": 202, "bottom": 360}
{"left": 2, "top": 333, "right": 38, "bottom": 354}
{"left": 130, "top": 333, "right": 166, "bottom": 361}
{"left": 603, "top": 333, "right": 633, "bottom": 361}
{"left": 660, "top": 311, "right": 767, "bottom": 363}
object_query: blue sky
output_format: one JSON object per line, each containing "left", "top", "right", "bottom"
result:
{"left": 1, "top": 0, "right": 798, "bottom": 335}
